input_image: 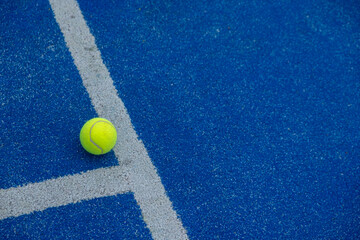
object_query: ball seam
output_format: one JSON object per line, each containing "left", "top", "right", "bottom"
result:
{"left": 89, "top": 120, "right": 113, "bottom": 154}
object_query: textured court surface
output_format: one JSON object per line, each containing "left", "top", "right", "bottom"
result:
{"left": 1, "top": 0, "right": 360, "bottom": 239}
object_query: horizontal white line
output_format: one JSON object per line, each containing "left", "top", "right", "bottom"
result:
{"left": 0, "top": 166, "right": 130, "bottom": 220}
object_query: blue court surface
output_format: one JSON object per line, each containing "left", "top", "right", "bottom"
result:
{"left": 1, "top": 0, "right": 360, "bottom": 239}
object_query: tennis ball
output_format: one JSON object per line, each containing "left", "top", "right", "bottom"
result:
{"left": 80, "top": 118, "right": 117, "bottom": 155}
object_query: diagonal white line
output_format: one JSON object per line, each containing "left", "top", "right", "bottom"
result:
{"left": 49, "top": 0, "right": 189, "bottom": 239}
{"left": 0, "top": 166, "right": 130, "bottom": 220}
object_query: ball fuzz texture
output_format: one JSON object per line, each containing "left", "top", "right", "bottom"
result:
{"left": 80, "top": 118, "right": 117, "bottom": 155}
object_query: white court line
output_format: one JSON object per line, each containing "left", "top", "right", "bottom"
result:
{"left": 49, "top": 0, "right": 189, "bottom": 239}
{"left": 0, "top": 166, "right": 129, "bottom": 220}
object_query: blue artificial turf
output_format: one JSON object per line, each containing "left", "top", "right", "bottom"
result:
{"left": 1, "top": 0, "right": 359, "bottom": 239}
{"left": 77, "top": 0, "right": 360, "bottom": 239}
{"left": 0, "top": 193, "right": 152, "bottom": 240}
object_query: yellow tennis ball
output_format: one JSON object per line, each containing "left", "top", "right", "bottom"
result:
{"left": 80, "top": 118, "right": 117, "bottom": 155}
